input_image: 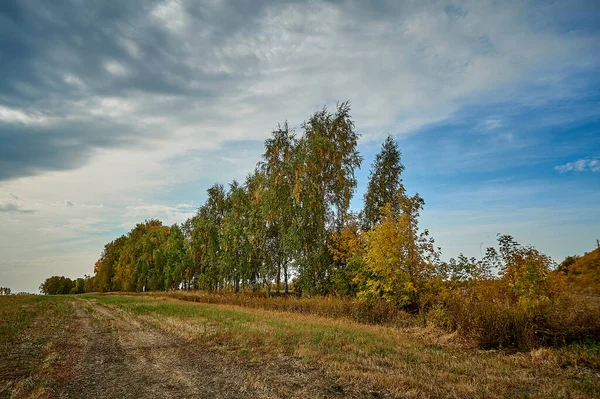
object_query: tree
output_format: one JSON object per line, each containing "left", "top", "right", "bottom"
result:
{"left": 442, "top": 253, "right": 492, "bottom": 285}
{"left": 356, "top": 193, "right": 439, "bottom": 311}
{"left": 110, "top": 220, "right": 170, "bottom": 292}
{"left": 220, "top": 181, "right": 250, "bottom": 291}
{"left": 95, "top": 235, "right": 127, "bottom": 292}
{"left": 363, "top": 135, "right": 405, "bottom": 230}
{"left": 244, "top": 170, "right": 270, "bottom": 291}
{"left": 328, "top": 212, "right": 365, "bottom": 296}
{"left": 39, "top": 276, "right": 74, "bottom": 295}
{"left": 479, "top": 235, "right": 555, "bottom": 300}
{"left": 72, "top": 278, "right": 86, "bottom": 294}
{"left": 163, "top": 224, "right": 189, "bottom": 290}
{"left": 190, "top": 184, "right": 227, "bottom": 291}
{"left": 260, "top": 123, "right": 298, "bottom": 293}
{"left": 292, "top": 101, "right": 362, "bottom": 294}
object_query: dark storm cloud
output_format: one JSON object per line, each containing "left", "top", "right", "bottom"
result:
{"left": 0, "top": 0, "right": 287, "bottom": 181}
{"left": 2, "top": 0, "right": 598, "bottom": 183}
{"left": 0, "top": 0, "right": 396, "bottom": 109}
{"left": 0, "top": 0, "right": 493, "bottom": 182}
{"left": 2, "top": 1, "right": 195, "bottom": 99}
{"left": 0, "top": 118, "right": 141, "bottom": 180}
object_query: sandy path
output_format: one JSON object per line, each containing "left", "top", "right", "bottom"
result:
{"left": 51, "top": 299, "right": 349, "bottom": 399}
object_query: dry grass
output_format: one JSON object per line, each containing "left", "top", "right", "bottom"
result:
{"left": 89, "top": 293, "right": 600, "bottom": 398}
{"left": 442, "top": 281, "right": 600, "bottom": 349}
{"left": 0, "top": 295, "right": 75, "bottom": 398}
{"left": 108, "top": 290, "right": 416, "bottom": 326}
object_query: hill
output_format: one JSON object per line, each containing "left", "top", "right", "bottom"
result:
{"left": 559, "top": 246, "right": 600, "bottom": 294}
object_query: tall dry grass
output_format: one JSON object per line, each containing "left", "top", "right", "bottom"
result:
{"left": 440, "top": 280, "right": 600, "bottom": 349}
{"left": 106, "top": 282, "right": 600, "bottom": 350}
{"left": 115, "top": 290, "right": 416, "bottom": 326}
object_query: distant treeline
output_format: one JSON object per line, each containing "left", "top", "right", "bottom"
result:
{"left": 39, "top": 276, "right": 86, "bottom": 295}
{"left": 40, "top": 103, "right": 600, "bottom": 348}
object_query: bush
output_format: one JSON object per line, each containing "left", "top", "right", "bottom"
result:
{"left": 444, "top": 280, "right": 600, "bottom": 349}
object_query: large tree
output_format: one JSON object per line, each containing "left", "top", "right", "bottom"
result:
{"left": 260, "top": 122, "right": 298, "bottom": 293}
{"left": 363, "top": 135, "right": 405, "bottom": 230}
{"left": 293, "top": 101, "right": 362, "bottom": 294}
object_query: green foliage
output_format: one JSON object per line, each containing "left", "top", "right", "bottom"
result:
{"left": 40, "top": 276, "right": 75, "bottom": 295}
{"left": 362, "top": 135, "right": 405, "bottom": 230}
{"left": 292, "top": 102, "right": 362, "bottom": 294}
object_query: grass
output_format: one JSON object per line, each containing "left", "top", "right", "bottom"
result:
{"left": 0, "top": 295, "right": 66, "bottom": 345}
{"left": 86, "top": 293, "right": 600, "bottom": 398}
{"left": 0, "top": 295, "right": 74, "bottom": 398}
{"left": 112, "top": 290, "right": 413, "bottom": 326}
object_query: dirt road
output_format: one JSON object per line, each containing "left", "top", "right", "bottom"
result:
{"left": 7, "top": 298, "right": 349, "bottom": 399}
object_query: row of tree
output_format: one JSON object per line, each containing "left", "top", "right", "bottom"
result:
{"left": 42, "top": 103, "right": 560, "bottom": 312}
{"left": 92, "top": 102, "right": 367, "bottom": 295}
{"left": 39, "top": 275, "right": 87, "bottom": 295}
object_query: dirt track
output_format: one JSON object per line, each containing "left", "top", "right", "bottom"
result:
{"left": 41, "top": 299, "right": 348, "bottom": 399}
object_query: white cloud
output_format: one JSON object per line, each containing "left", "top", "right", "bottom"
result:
{"left": 124, "top": 204, "right": 196, "bottom": 226}
{"left": 63, "top": 74, "right": 86, "bottom": 88}
{"left": 103, "top": 60, "right": 129, "bottom": 77}
{"left": 0, "top": 106, "right": 49, "bottom": 124}
{"left": 555, "top": 157, "right": 600, "bottom": 173}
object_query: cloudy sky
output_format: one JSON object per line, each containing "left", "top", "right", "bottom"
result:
{"left": 1, "top": 0, "right": 599, "bottom": 293}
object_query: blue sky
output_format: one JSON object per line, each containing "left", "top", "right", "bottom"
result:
{"left": 0, "top": 0, "right": 599, "bottom": 293}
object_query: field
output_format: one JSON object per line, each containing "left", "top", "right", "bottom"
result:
{"left": 1, "top": 294, "right": 599, "bottom": 398}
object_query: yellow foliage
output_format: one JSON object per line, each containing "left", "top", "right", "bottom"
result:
{"left": 356, "top": 203, "right": 432, "bottom": 308}
{"left": 328, "top": 222, "right": 364, "bottom": 263}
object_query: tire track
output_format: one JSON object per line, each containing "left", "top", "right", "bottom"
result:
{"left": 53, "top": 299, "right": 349, "bottom": 399}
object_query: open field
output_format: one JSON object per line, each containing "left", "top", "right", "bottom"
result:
{"left": 1, "top": 294, "right": 599, "bottom": 398}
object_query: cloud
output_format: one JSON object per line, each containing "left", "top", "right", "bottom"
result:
{"left": 1, "top": 0, "right": 597, "bottom": 182}
{"left": 0, "top": 114, "right": 146, "bottom": 180}
{"left": 555, "top": 157, "right": 600, "bottom": 173}
{"left": 0, "top": 203, "right": 36, "bottom": 214}
{"left": 123, "top": 204, "right": 196, "bottom": 226}
{"left": 63, "top": 200, "right": 103, "bottom": 209}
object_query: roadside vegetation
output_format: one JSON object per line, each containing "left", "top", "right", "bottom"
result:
{"left": 39, "top": 104, "right": 600, "bottom": 351}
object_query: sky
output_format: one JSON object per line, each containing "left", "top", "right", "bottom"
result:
{"left": 1, "top": 0, "right": 599, "bottom": 293}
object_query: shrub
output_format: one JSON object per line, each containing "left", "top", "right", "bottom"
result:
{"left": 444, "top": 280, "right": 600, "bottom": 349}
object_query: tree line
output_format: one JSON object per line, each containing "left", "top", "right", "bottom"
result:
{"left": 40, "top": 103, "right": 565, "bottom": 312}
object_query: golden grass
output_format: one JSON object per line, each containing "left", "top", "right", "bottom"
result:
{"left": 106, "top": 290, "right": 416, "bottom": 326}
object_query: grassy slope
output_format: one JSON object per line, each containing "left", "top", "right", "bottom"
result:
{"left": 571, "top": 247, "right": 600, "bottom": 278}
{"left": 565, "top": 247, "right": 600, "bottom": 296}
{"left": 87, "top": 294, "right": 600, "bottom": 398}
